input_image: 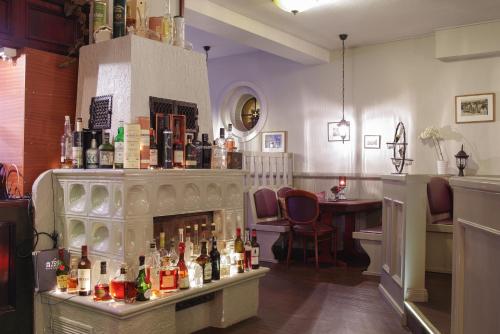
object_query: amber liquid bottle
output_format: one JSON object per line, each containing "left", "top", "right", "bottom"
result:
{"left": 234, "top": 228, "right": 245, "bottom": 274}
{"left": 67, "top": 257, "right": 78, "bottom": 294}
{"left": 173, "top": 120, "right": 184, "bottom": 168}
{"left": 177, "top": 230, "right": 190, "bottom": 290}
{"left": 77, "top": 245, "right": 92, "bottom": 296}
{"left": 56, "top": 248, "right": 69, "bottom": 292}
{"left": 94, "top": 261, "right": 111, "bottom": 301}
{"left": 196, "top": 241, "right": 212, "bottom": 284}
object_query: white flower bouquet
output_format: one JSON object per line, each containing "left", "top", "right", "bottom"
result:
{"left": 420, "top": 126, "right": 444, "bottom": 161}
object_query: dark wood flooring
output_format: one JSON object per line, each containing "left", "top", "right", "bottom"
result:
{"left": 415, "top": 272, "right": 452, "bottom": 334}
{"left": 197, "top": 262, "right": 409, "bottom": 334}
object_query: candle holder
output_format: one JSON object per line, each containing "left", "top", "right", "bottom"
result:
{"left": 455, "top": 144, "right": 469, "bottom": 177}
{"left": 330, "top": 176, "right": 347, "bottom": 200}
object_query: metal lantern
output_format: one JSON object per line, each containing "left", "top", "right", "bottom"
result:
{"left": 337, "top": 34, "right": 350, "bottom": 144}
{"left": 455, "top": 144, "right": 469, "bottom": 177}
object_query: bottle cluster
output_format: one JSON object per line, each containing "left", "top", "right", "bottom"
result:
{"left": 60, "top": 116, "right": 239, "bottom": 170}
{"left": 55, "top": 227, "right": 260, "bottom": 303}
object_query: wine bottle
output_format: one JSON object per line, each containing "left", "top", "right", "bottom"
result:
{"left": 173, "top": 120, "right": 184, "bottom": 168}
{"left": 56, "top": 248, "right": 69, "bottom": 292}
{"left": 77, "top": 245, "right": 92, "bottom": 296}
{"left": 244, "top": 229, "right": 252, "bottom": 271}
{"left": 149, "top": 128, "right": 158, "bottom": 168}
{"left": 72, "top": 118, "right": 83, "bottom": 168}
{"left": 251, "top": 229, "right": 260, "bottom": 270}
{"left": 196, "top": 241, "right": 212, "bottom": 284}
{"left": 201, "top": 133, "right": 212, "bottom": 169}
{"left": 210, "top": 237, "right": 220, "bottom": 281}
{"left": 135, "top": 255, "right": 152, "bottom": 301}
{"left": 113, "top": 0, "right": 127, "bottom": 38}
{"left": 234, "top": 228, "right": 245, "bottom": 274}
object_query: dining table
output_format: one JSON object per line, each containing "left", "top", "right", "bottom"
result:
{"left": 318, "top": 199, "right": 382, "bottom": 265}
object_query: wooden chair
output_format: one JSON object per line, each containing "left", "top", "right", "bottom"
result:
{"left": 285, "top": 190, "right": 337, "bottom": 269}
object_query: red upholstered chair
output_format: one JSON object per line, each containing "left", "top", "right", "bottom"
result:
{"left": 277, "top": 186, "right": 293, "bottom": 199}
{"left": 285, "top": 190, "right": 337, "bottom": 269}
{"left": 427, "top": 177, "right": 453, "bottom": 225}
{"left": 276, "top": 186, "right": 293, "bottom": 218}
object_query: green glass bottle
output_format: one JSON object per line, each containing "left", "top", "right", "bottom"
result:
{"left": 135, "top": 255, "right": 152, "bottom": 301}
{"left": 114, "top": 121, "right": 124, "bottom": 168}
{"left": 98, "top": 132, "right": 114, "bottom": 169}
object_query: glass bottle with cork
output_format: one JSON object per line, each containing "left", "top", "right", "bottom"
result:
{"left": 234, "top": 228, "right": 245, "bottom": 274}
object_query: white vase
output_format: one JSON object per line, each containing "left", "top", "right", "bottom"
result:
{"left": 437, "top": 160, "right": 449, "bottom": 175}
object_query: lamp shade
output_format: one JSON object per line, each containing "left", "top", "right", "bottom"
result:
{"left": 273, "top": 0, "right": 323, "bottom": 14}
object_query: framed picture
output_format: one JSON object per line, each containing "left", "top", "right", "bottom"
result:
{"left": 328, "top": 122, "right": 350, "bottom": 142}
{"left": 262, "top": 131, "right": 286, "bottom": 153}
{"left": 455, "top": 93, "right": 495, "bottom": 124}
{"left": 364, "top": 135, "right": 381, "bottom": 149}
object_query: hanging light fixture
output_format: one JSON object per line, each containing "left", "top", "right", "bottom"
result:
{"left": 337, "top": 34, "right": 350, "bottom": 144}
{"left": 273, "top": 0, "right": 331, "bottom": 15}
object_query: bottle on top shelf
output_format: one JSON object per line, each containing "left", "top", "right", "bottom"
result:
{"left": 251, "top": 229, "right": 260, "bottom": 270}
{"left": 211, "top": 128, "right": 227, "bottom": 169}
{"left": 177, "top": 228, "right": 190, "bottom": 290}
{"left": 86, "top": 131, "right": 99, "bottom": 169}
{"left": 60, "top": 116, "right": 73, "bottom": 168}
{"left": 98, "top": 132, "right": 114, "bottom": 168}
{"left": 244, "top": 229, "right": 252, "bottom": 271}
{"left": 94, "top": 261, "right": 112, "bottom": 301}
{"left": 77, "top": 245, "right": 92, "bottom": 296}
{"left": 192, "top": 133, "right": 203, "bottom": 168}
{"left": 113, "top": 0, "right": 127, "bottom": 38}
{"left": 225, "top": 124, "right": 236, "bottom": 152}
{"left": 161, "top": 0, "right": 173, "bottom": 44}
{"left": 234, "top": 228, "right": 245, "bottom": 274}
{"left": 201, "top": 133, "right": 212, "bottom": 169}
{"left": 136, "top": 255, "right": 152, "bottom": 301}
{"left": 114, "top": 121, "right": 124, "bottom": 168}
{"left": 173, "top": 120, "right": 184, "bottom": 168}
{"left": 149, "top": 128, "right": 158, "bottom": 169}
{"left": 210, "top": 237, "right": 220, "bottom": 281}
{"left": 56, "top": 248, "right": 69, "bottom": 292}
{"left": 196, "top": 241, "right": 212, "bottom": 284}
{"left": 163, "top": 128, "right": 173, "bottom": 169}
{"left": 185, "top": 136, "right": 197, "bottom": 169}
{"left": 72, "top": 118, "right": 83, "bottom": 168}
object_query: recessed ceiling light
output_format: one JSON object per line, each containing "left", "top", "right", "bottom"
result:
{"left": 273, "top": 0, "right": 333, "bottom": 15}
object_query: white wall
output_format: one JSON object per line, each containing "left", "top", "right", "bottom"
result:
{"left": 208, "top": 34, "right": 500, "bottom": 175}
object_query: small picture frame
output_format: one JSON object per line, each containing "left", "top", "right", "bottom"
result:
{"left": 262, "top": 131, "right": 286, "bottom": 153}
{"left": 328, "top": 122, "right": 350, "bottom": 142}
{"left": 364, "top": 135, "right": 381, "bottom": 149}
{"left": 455, "top": 93, "right": 495, "bottom": 124}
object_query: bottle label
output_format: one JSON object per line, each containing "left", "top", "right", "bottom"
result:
{"left": 95, "top": 286, "right": 106, "bottom": 298}
{"left": 204, "top": 264, "right": 212, "bottom": 280}
{"left": 99, "top": 151, "right": 114, "bottom": 167}
{"left": 185, "top": 160, "right": 197, "bottom": 167}
{"left": 77, "top": 269, "right": 91, "bottom": 292}
{"left": 150, "top": 149, "right": 158, "bottom": 166}
{"left": 87, "top": 151, "right": 98, "bottom": 165}
{"left": 251, "top": 248, "right": 260, "bottom": 265}
{"left": 57, "top": 274, "right": 68, "bottom": 290}
{"left": 114, "top": 142, "right": 124, "bottom": 164}
{"left": 179, "top": 276, "right": 189, "bottom": 289}
{"left": 144, "top": 288, "right": 151, "bottom": 299}
{"left": 72, "top": 147, "right": 82, "bottom": 165}
{"left": 161, "top": 274, "right": 175, "bottom": 289}
{"left": 174, "top": 150, "right": 183, "bottom": 163}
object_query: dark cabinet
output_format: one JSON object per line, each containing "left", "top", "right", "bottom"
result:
{"left": 0, "top": 0, "right": 80, "bottom": 55}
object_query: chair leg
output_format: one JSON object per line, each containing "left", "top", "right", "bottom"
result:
{"left": 286, "top": 231, "right": 293, "bottom": 268}
{"left": 302, "top": 237, "right": 307, "bottom": 263}
{"left": 314, "top": 233, "right": 319, "bottom": 270}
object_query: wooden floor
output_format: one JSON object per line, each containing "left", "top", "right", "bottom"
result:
{"left": 197, "top": 262, "right": 409, "bottom": 334}
{"left": 415, "top": 272, "right": 452, "bottom": 334}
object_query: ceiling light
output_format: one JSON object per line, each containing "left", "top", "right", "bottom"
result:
{"left": 0, "top": 47, "right": 17, "bottom": 61}
{"left": 273, "top": 0, "right": 331, "bottom": 15}
{"left": 337, "top": 34, "right": 349, "bottom": 144}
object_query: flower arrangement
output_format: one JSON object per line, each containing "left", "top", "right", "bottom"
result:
{"left": 419, "top": 126, "right": 444, "bottom": 161}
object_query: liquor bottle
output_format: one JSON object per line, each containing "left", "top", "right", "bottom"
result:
{"left": 159, "top": 232, "right": 167, "bottom": 259}
{"left": 56, "top": 248, "right": 69, "bottom": 292}
{"left": 200, "top": 223, "right": 207, "bottom": 243}
{"left": 210, "top": 237, "right": 220, "bottom": 281}
{"left": 192, "top": 133, "right": 203, "bottom": 168}
{"left": 163, "top": 129, "right": 173, "bottom": 169}
{"left": 86, "top": 131, "right": 99, "bottom": 169}
{"left": 184, "top": 225, "right": 193, "bottom": 261}
{"left": 201, "top": 133, "right": 212, "bottom": 169}
{"left": 146, "top": 241, "right": 161, "bottom": 295}
{"left": 225, "top": 124, "right": 236, "bottom": 152}
{"left": 93, "top": 0, "right": 108, "bottom": 36}
{"left": 126, "top": 0, "right": 136, "bottom": 30}
{"left": 195, "top": 241, "right": 212, "bottom": 284}
{"left": 177, "top": 228, "right": 190, "bottom": 290}
{"left": 135, "top": 255, "right": 152, "bottom": 301}
{"left": 114, "top": 121, "right": 124, "bottom": 168}
{"left": 219, "top": 242, "right": 231, "bottom": 279}
{"left": 251, "top": 229, "right": 260, "bottom": 270}
{"left": 234, "top": 228, "right": 245, "bottom": 274}
{"left": 94, "top": 261, "right": 112, "bottom": 301}
{"left": 210, "top": 223, "right": 216, "bottom": 240}
{"left": 159, "top": 258, "right": 179, "bottom": 293}
{"left": 193, "top": 224, "right": 200, "bottom": 257}
{"left": 72, "top": 118, "right": 84, "bottom": 168}
{"left": 60, "top": 116, "right": 73, "bottom": 168}
{"left": 67, "top": 257, "right": 78, "bottom": 294}
{"left": 113, "top": 0, "right": 127, "bottom": 38}
{"left": 161, "top": 0, "right": 173, "bottom": 44}
{"left": 244, "top": 229, "right": 252, "bottom": 271}
{"left": 98, "top": 132, "right": 114, "bottom": 168}
{"left": 77, "top": 245, "right": 92, "bottom": 296}
{"left": 211, "top": 128, "right": 227, "bottom": 169}
{"left": 185, "top": 136, "right": 197, "bottom": 169}
{"left": 149, "top": 128, "right": 158, "bottom": 169}
{"left": 173, "top": 120, "right": 184, "bottom": 168}
{"left": 168, "top": 237, "right": 178, "bottom": 266}
{"left": 110, "top": 264, "right": 136, "bottom": 302}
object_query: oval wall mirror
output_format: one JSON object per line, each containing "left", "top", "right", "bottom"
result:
{"left": 218, "top": 81, "right": 268, "bottom": 142}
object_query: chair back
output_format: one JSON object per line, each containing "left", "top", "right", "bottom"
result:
{"left": 252, "top": 187, "right": 280, "bottom": 220}
{"left": 427, "top": 177, "right": 453, "bottom": 219}
{"left": 284, "top": 190, "right": 319, "bottom": 226}
{"left": 277, "top": 186, "right": 293, "bottom": 198}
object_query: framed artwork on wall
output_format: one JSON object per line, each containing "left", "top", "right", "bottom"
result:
{"left": 455, "top": 93, "right": 495, "bottom": 124}
{"left": 364, "top": 135, "right": 381, "bottom": 149}
{"left": 328, "top": 122, "right": 350, "bottom": 142}
{"left": 261, "top": 131, "right": 287, "bottom": 153}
